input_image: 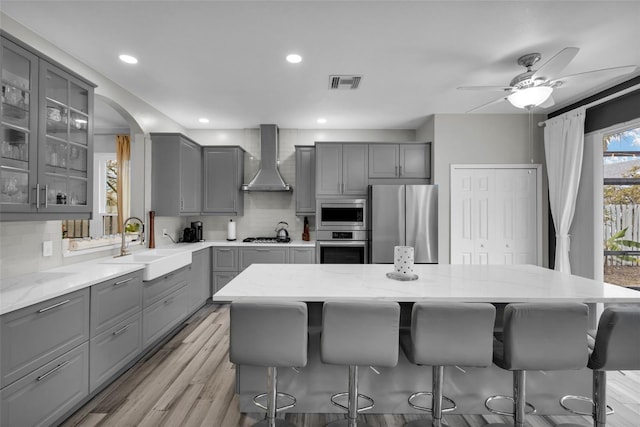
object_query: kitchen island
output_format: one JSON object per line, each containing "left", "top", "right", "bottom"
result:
{"left": 212, "top": 263, "right": 640, "bottom": 415}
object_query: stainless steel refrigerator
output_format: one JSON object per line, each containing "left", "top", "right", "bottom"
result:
{"left": 369, "top": 185, "right": 438, "bottom": 263}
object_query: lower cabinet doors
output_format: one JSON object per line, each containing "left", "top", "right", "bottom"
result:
{"left": 143, "top": 285, "right": 188, "bottom": 347}
{"left": 1, "top": 342, "right": 89, "bottom": 427}
{"left": 89, "top": 312, "right": 142, "bottom": 392}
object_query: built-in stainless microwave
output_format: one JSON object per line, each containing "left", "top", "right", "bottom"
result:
{"left": 316, "top": 199, "right": 367, "bottom": 231}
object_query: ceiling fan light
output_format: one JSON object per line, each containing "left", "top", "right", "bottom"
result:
{"left": 508, "top": 86, "right": 553, "bottom": 109}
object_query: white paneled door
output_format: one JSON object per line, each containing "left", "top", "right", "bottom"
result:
{"left": 451, "top": 165, "right": 542, "bottom": 265}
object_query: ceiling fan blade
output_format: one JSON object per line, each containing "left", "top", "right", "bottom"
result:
{"left": 532, "top": 47, "right": 579, "bottom": 81}
{"left": 551, "top": 65, "right": 638, "bottom": 86}
{"left": 457, "top": 85, "right": 513, "bottom": 92}
{"left": 466, "top": 96, "right": 508, "bottom": 113}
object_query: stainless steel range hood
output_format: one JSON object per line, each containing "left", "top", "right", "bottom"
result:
{"left": 241, "top": 124, "right": 292, "bottom": 192}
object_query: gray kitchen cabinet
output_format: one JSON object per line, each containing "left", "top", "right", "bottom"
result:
{"left": 1, "top": 33, "right": 95, "bottom": 221}
{"left": 213, "top": 272, "right": 238, "bottom": 293}
{"left": 239, "top": 247, "right": 289, "bottom": 271}
{"left": 295, "top": 146, "right": 315, "bottom": 214}
{"left": 142, "top": 285, "right": 188, "bottom": 347}
{"left": 212, "top": 246, "right": 239, "bottom": 294}
{"left": 142, "top": 265, "right": 189, "bottom": 308}
{"left": 212, "top": 247, "right": 238, "bottom": 272}
{"left": 188, "top": 248, "right": 211, "bottom": 314}
{"left": 90, "top": 270, "right": 142, "bottom": 337}
{"left": 316, "top": 143, "right": 368, "bottom": 197}
{"left": 1, "top": 342, "right": 89, "bottom": 427}
{"left": 290, "top": 247, "right": 315, "bottom": 264}
{"left": 151, "top": 133, "right": 202, "bottom": 216}
{"left": 89, "top": 312, "right": 142, "bottom": 392}
{"left": 368, "top": 143, "right": 431, "bottom": 179}
{"left": 202, "top": 146, "right": 245, "bottom": 215}
{"left": 0, "top": 287, "right": 90, "bottom": 388}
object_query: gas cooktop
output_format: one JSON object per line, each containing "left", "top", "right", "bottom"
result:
{"left": 242, "top": 237, "right": 291, "bottom": 243}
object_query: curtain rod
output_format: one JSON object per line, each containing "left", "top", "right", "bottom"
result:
{"left": 537, "top": 82, "right": 640, "bottom": 127}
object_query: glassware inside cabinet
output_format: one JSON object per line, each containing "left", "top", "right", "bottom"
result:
{"left": 46, "top": 100, "right": 68, "bottom": 140}
{"left": 1, "top": 128, "right": 29, "bottom": 162}
{"left": 68, "top": 177, "right": 87, "bottom": 205}
{"left": 69, "top": 110, "right": 88, "bottom": 145}
{"left": 0, "top": 169, "right": 29, "bottom": 204}
{"left": 45, "top": 137, "right": 68, "bottom": 169}
{"left": 68, "top": 143, "right": 87, "bottom": 172}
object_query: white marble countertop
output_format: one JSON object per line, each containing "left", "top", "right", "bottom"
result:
{"left": 212, "top": 263, "right": 640, "bottom": 303}
{"left": 0, "top": 261, "right": 144, "bottom": 315}
{"left": 0, "top": 240, "right": 316, "bottom": 316}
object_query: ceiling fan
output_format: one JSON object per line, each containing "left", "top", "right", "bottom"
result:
{"left": 458, "top": 47, "right": 637, "bottom": 112}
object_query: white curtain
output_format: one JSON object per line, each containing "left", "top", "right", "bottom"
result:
{"left": 544, "top": 107, "right": 586, "bottom": 273}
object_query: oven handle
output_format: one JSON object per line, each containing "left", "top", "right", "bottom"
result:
{"left": 316, "top": 240, "right": 367, "bottom": 248}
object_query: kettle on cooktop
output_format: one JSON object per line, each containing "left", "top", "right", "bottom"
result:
{"left": 275, "top": 221, "right": 289, "bottom": 241}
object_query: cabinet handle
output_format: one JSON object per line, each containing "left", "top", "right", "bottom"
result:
{"left": 114, "top": 277, "right": 134, "bottom": 286}
{"left": 38, "top": 299, "right": 71, "bottom": 313}
{"left": 42, "top": 185, "right": 49, "bottom": 208}
{"left": 112, "top": 324, "right": 130, "bottom": 336}
{"left": 34, "top": 184, "right": 40, "bottom": 207}
{"left": 180, "top": 199, "right": 184, "bottom": 209}
{"left": 218, "top": 249, "right": 231, "bottom": 252}
{"left": 36, "top": 360, "right": 70, "bottom": 381}
{"left": 399, "top": 165, "right": 402, "bottom": 176}
{"left": 395, "top": 166, "right": 399, "bottom": 176}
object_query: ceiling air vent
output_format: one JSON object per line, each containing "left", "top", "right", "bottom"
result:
{"left": 329, "top": 75, "right": 362, "bottom": 90}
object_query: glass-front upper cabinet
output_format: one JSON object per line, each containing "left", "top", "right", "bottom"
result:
{"left": 39, "top": 61, "right": 92, "bottom": 212}
{"left": 0, "top": 37, "right": 39, "bottom": 212}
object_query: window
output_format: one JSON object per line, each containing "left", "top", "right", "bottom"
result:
{"left": 96, "top": 154, "right": 118, "bottom": 235}
{"left": 603, "top": 125, "right": 640, "bottom": 287}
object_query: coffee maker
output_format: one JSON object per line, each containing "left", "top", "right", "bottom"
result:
{"left": 191, "top": 221, "right": 203, "bottom": 242}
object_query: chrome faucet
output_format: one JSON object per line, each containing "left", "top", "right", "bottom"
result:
{"left": 120, "top": 216, "right": 145, "bottom": 257}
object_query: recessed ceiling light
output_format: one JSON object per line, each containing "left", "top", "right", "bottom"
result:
{"left": 286, "top": 54, "right": 302, "bottom": 64}
{"left": 119, "top": 54, "right": 138, "bottom": 64}
{"left": 198, "top": 118, "right": 210, "bottom": 124}
{"left": 317, "top": 118, "right": 327, "bottom": 124}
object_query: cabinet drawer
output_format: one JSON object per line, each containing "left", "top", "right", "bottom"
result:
{"left": 240, "top": 247, "right": 289, "bottom": 271}
{"left": 1, "top": 341, "right": 89, "bottom": 427}
{"left": 142, "top": 286, "right": 188, "bottom": 348}
{"left": 0, "top": 288, "right": 90, "bottom": 388}
{"left": 89, "top": 312, "right": 142, "bottom": 392}
{"left": 90, "top": 271, "right": 142, "bottom": 336}
{"left": 212, "top": 247, "right": 238, "bottom": 271}
{"left": 142, "top": 265, "right": 189, "bottom": 308}
{"left": 290, "top": 247, "right": 316, "bottom": 264}
{"left": 213, "top": 272, "right": 237, "bottom": 294}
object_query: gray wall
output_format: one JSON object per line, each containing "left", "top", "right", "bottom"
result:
{"left": 419, "top": 113, "right": 548, "bottom": 265}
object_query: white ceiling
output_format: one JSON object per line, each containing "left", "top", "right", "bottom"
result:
{"left": 2, "top": 1, "right": 640, "bottom": 130}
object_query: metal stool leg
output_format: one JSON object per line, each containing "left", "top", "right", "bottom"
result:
{"left": 252, "top": 367, "right": 297, "bottom": 427}
{"left": 405, "top": 366, "right": 457, "bottom": 427}
{"left": 485, "top": 370, "right": 536, "bottom": 427}
{"left": 327, "top": 365, "right": 375, "bottom": 427}
{"left": 594, "top": 370, "right": 607, "bottom": 427}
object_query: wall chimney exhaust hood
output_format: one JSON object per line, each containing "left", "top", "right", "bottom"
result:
{"left": 241, "top": 124, "right": 292, "bottom": 192}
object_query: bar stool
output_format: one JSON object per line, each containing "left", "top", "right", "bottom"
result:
{"left": 485, "top": 302, "right": 589, "bottom": 427}
{"left": 230, "top": 300, "right": 308, "bottom": 427}
{"left": 560, "top": 305, "right": 640, "bottom": 427}
{"left": 401, "top": 302, "right": 496, "bottom": 427}
{"left": 321, "top": 300, "right": 400, "bottom": 427}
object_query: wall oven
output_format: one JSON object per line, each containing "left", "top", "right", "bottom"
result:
{"left": 316, "top": 199, "right": 367, "bottom": 231}
{"left": 316, "top": 230, "right": 369, "bottom": 264}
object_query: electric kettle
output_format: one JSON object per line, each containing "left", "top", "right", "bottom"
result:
{"left": 275, "top": 221, "right": 289, "bottom": 241}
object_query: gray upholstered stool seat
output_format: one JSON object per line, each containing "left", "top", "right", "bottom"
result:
{"left": 560, "top": 305, "right": 640, "bottom": 427}
{"left": 321, "top": 300, "right": 400, "bottom": 427}
{"left": 230, "top": 300, "right": 308, "bottom": 427}
{"left": 485, "top": 302, "right": 589, "bottom": 427}
{"left": 401, "top": 302, "right": 496, "bottom": 427}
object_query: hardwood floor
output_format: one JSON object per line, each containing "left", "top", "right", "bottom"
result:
{"left": 62, "top": 303, "right": 640, "bottom": 427}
